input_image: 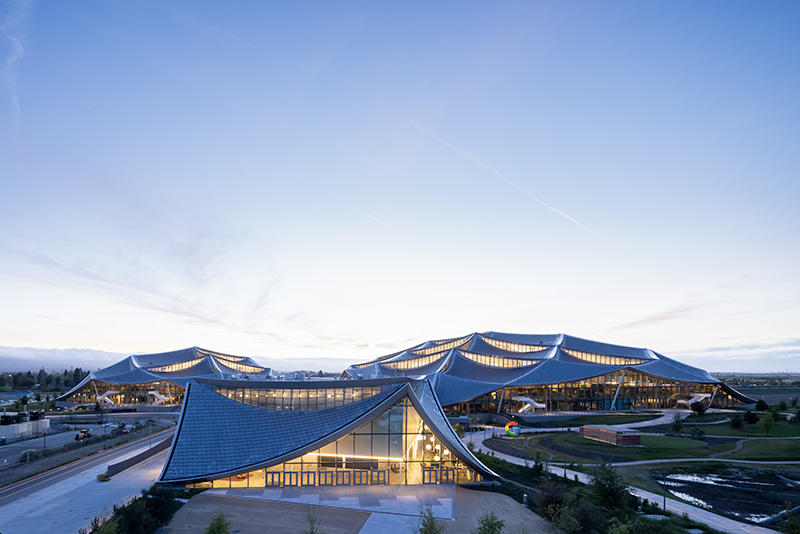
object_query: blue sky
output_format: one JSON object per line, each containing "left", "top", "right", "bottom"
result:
{"left": 1, "top": 1, "right": 798, "bottom": 371}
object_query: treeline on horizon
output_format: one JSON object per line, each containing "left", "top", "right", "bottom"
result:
{"left": 1, "top": 368, "right": 90, "bottom": 392}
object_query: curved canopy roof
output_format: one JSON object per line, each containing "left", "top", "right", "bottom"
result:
{"left": 158, "top": 377, "right": 496, "bottom": 483}
{"left": 345, "top": 331, "right": 753, "bottom": 405}
{"left": 57, "top": 347, "right": 274, "bottom": 401}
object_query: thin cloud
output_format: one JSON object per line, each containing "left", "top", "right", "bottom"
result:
{"left": 358, "top": 210, "right": 389, "bottom": 227}
{"left": 0, "top": 0, "right": 34, "bottom": 117}
{"left": 611, "top": 305, "right": 698, "bottom": 330}
{"left": 412, "top": 120, "right": 591, "bottom": 232}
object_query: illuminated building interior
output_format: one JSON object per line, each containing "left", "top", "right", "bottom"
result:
{"left": 347, "top": 332, "right": 754, "bottom": 412}
{"left": 57, "top": 346, "right": 273, "bottom": 407}
{"left": 189, "top": 397, "right": 480, "bottom": 488}
{"left": 159, "top": 379, "right": 495, "bottom": 487}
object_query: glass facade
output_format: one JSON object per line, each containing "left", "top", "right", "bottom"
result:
{"left": 214, "top": 385, "right": 384, "bottom": 411}
{"left": 147, "top": 357, "right": 204, "bottom": 373}
{"left": 188, "top": 397, "right": 480, "bottom": 488}
{"left": 195, "top": 348, "right": 247, "bottom": 362}
{"left": 383, "top": 353, "right": 446, "bottom": 370}
{"left": 63, "top": 380, "right": 184, "bottom": 405}
{"left": 562, "top": 348, "right": 648, "bottom": 366}
{"left": 444, "top": 369, "right": 742, "bottom": 414}
{"left": 412, "top": 335, "right": 472, "bottom": 355}
{"left": 461, "top": 351, "right": 538, "bottom": 369}
{"left": 215, "top": 359, "right": 266, "bottom": 374}
{"left": 481, "top": 337, "right": 548, "bottom": 353}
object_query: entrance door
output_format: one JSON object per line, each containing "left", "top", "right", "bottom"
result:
{"left": 284, "top": 471, "right": 299, "bottom": 486}
{"left": 440, "top": 469, "right": 455, "bottom": 484}
{"left": 353, "top": 470, "right": 370, "bottom": 485}
{"left": 370, "top": 470, "right": 386, "bottom": 485}
{"left": 336, "top": 470, "right": 351, "bottom": 486}
{"left": 422, "top": 469, "right": 439, "bottom": 484}
{"left": 319, "top": 471, "right": 335, "bottom": 486}
{"left": 265, "top": 472, "right": 282, "bottom": 487}
{"left": 300, "top": 471, "right": 316, "bottom": 486}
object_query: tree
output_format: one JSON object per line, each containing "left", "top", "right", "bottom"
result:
{"left": 744, "top": 410, "right": 759, "bottom": 425}
{"left": 20, "top": 395, "right": 29, "bottom": 412}
{"left": 591, "top": 464, "right": 628, "bottom": 510}
{"left": 791, "top": 397, "right": 799, "bottom": 409}
{"left": 690, "top": 401, "right": 707, "bottom": 416}
{"left": 417, "top": 504, "right": 444, "bottom": 534}
{"left": 671, "top": 413, "right": 683, "bottom": 434}
{"left": 205, "top": 512, "right": 231, "bottom": 534}
{"left": 756, "top": 399, "right": 769, "bottom": 411}
{"left": 473, "top": 511, "right": 504, "bottom": 534}
{"left": 730, "top": 413, "right": 743, "bottom": 429}
{"left": 762, "top": 412, "right": 775, "bottom": 435}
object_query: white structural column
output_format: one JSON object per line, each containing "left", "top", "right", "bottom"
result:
{"left": 610, "top": 369, "right": 627, "bottom": 411}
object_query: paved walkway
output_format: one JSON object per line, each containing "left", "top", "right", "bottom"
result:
{"left": 173, "top": 486, "right": 556, "bottom": 534}
{"left": 0, "top": 447, "right": 168, "bottom": 533}
{"left": 465, "top": 431, "right": 773, "bottom": 534}
{"left": 207, "top": 485, "right": 456, "bottom": 519}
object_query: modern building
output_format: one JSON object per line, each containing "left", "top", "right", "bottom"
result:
{"left": 157, "top": 377, "right": 496, "bottom": 488}
{"left": 345, "top": 332, "right": 754, "bottom": 413}
{"left": 56, "top": 347, "right": 273, "bottom": 408}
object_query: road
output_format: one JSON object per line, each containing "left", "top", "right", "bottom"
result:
{"left": 0, "top": 427, "right": 173, "bottom": 506}
{"left": 464, "top": 430, "right": 774, "bottom": 534}
{"left": 0, "top": 429, "right": 173, "bottom": 533}
{"left": 0, "top": 424, "right": 109, "bottom": 467}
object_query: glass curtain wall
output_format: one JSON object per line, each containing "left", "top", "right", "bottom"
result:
{"left": 189, "top": 397, "right": 480, "bottom": 488}
{"left": 64, "top": 380, "right": 184, "bottom": 405}
{"left": 214, "top": 385, "right": 383, "bottom": 411}
{"left": 445, "top": 370, "right": 739, "bottom": 414}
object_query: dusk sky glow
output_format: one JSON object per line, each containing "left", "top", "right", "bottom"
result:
{"left": 1, "top": 1, "right": 798, "bottom": 372}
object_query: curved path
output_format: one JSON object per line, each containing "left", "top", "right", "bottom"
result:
{"left": 465, "top": 430, "right": 773, "bottom": 534}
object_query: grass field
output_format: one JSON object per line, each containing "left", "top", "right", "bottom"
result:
{"left": 648, "top": 418, "right": 800, "bottom": 437}
{"left": 722, "top": 438, "right": 800, "bottom": 460}
{"left": 487, "top": 432, "right": 735, "bottom": 464}
{"left": 693, "top": 419, "right": 800, "bottom": 437}
{"left": 520, "top": 413, "right": 659, "bottom": 428}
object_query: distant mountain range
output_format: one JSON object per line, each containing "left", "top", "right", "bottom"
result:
{"left": 0, "top": 345, "right": 352, "bottom": 374}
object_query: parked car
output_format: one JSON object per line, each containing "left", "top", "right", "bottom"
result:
{"left": 0, "top": 436, "right": 6, "bottom": 446}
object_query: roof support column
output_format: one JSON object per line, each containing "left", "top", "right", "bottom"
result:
{"left": 708, "top": 385, "right": 719, "bottom": 408}
{"left": 496, "top": 388, "right": 505, "bottom": 414}
{"left": 610, "top": 369, "right": 626, "bottom": 411}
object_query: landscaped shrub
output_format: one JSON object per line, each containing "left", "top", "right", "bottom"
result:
{"left": 690, "top": 401, "right": 707, "bottom": 416}
{"left": 730, "top": 413, "right": 743, "bottom": 429}
{"left": 417, "top": 504, "right": 444, "bottom": 534}
{"left": 205, "top": 512, "right": 231, "bottom": 534}
{"left": 591, "top": 464, "right": 629, "bottom": 510}
{"left": 756, "top": 399, "right": 769, "bottom": 411}
{"left": 743, "top": 410, "right": 759, "bottom": 425}
{"left": 473, "top": 511, "right": 505, "bottom": 534}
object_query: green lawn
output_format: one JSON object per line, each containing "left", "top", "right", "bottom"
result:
{"left": 695, "top": 420, "right": 800, "bottom": 437}
{"left": 487, "top": 432, "right": 734, "bottom": 464}
{"left": 520, "top": 413, "right": 660, "bottom": 428}
{"left": 721, "top": 438, "right": 800, "bottom": 460}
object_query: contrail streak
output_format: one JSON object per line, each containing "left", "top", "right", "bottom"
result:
{"left": 0, "top": 0, "right": 34, "bottom": 117}
{"left": 412, "top": 121, "right": 590, "bottom": 232}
